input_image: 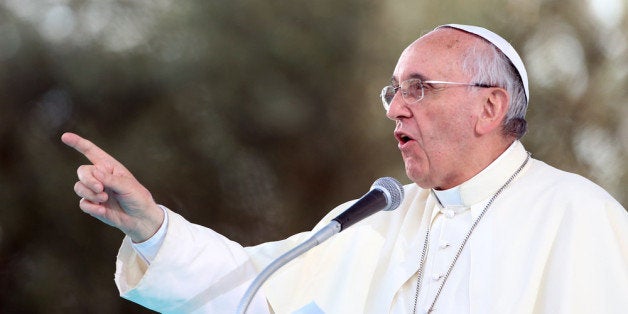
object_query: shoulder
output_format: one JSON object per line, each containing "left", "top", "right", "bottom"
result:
{"left": 519, "top": 158, "right": 625, "bottom": 213}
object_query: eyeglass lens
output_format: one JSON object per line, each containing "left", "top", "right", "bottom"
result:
{"left": 381, "top": 79, "right": 424, "bottom": 110}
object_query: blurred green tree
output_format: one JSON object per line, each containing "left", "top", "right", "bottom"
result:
{"left": 0, "top": 0, "right": 624, "bottom": 312}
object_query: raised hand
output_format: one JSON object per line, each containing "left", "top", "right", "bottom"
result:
{"left": 62, "top": 132, "right": 164, "bottom": 242}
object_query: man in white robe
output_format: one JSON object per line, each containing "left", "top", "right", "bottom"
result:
{"left": 63, "top": 24, "right": 628, "bottom": 313}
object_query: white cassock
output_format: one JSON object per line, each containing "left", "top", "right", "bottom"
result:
{"left": 114, "top": 141, "right": 628, "bottom": 313}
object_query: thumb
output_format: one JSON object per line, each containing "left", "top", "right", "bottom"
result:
{"left": 93, "top": 167, "right": 135, "bottom": 196}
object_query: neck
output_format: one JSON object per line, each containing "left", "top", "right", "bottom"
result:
{"left": 435, "top": 138, "right": 515, "bottom": 190}
{"left": 431, "top": 140, "right": 528, "bottom": 207}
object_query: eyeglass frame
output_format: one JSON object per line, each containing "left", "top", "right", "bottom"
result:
{"left": 380, "top": 78, "right": 495, "bottom": 111}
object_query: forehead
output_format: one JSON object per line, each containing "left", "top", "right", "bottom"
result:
{"left": 392, "top": 28, "right": 479, "bottom": 82}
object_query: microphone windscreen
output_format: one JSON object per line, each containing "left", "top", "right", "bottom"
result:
{"left": 371, "top": 177, "right": 404, "bottom": 211}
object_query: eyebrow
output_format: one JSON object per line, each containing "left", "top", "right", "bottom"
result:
{"left": 390, "top": 73, "right": 430, "bottom": 84}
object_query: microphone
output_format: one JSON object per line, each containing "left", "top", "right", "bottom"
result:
{"left": 236, "top": 177, "right": 404, "bottom": 314}
{"left": 331, "top": 176, "right": 404, "bottom": 231}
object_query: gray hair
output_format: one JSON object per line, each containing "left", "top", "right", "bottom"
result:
{"left": 462, "top": 42, "right": 528, "bottom": 139}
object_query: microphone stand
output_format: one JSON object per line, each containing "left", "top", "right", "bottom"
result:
{"left": 235, "top": 221, "right": 342, "bottom": 314}
{"left": 236, "top": 177, "right": 403, "bottom": 313}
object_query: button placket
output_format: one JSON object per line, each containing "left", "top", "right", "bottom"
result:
{"left": 431, "top": 211, "right": 454, "bottom": 287}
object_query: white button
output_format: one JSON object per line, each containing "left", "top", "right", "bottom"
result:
{"left": 439, "top": 242, "right": 450, "bottom": 249}
{"left": 442, "top": 209, "right": 455, "bottom": 218}
{"left": 432, "top": 274, "right": 443, "bottom": 281}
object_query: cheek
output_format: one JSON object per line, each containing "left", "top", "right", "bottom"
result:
{"left": 414, "top": 110, "right": 456, "bottom": 146}
{"left": 425, "top": 105, "right": 475, "bottom": 142}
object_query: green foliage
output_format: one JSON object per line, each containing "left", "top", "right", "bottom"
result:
{"left": 0, "top": 0, "right": 625, "bottom": 312}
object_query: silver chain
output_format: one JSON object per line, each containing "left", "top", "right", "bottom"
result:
{"left": 412, "top": 152, "right": 531, "bottom": 314}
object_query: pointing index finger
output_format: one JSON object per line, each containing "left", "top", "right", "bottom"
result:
{"left": 61, "top": 132, "right": 121, "bottom": 167}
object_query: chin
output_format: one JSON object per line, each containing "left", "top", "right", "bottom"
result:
{"left": 405, "top": 166, "right": 434, "bottom": 189}
{"left": 403, "top": 153, "right": 438, "bottom": 189}
{"left": 410, "top": 178, "right": 435, "bottom": 189}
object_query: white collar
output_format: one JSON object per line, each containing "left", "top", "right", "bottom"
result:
{"left": 431, "top": 141, "right": 529, "bottom": 208}
{"left": 433, "top": 186, "right": 464, "bottom": 207}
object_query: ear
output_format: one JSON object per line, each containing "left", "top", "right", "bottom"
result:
{"left": 475, "top": 87, "right": 510, "bottom": 136}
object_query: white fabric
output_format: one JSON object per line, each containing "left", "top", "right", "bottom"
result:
{"left": 432, "top": 187, "right": 463, "bottom": 207}
{"left": 393, "top": 141, "right": 526, "bottom": 313}
{"left": 115, "top": 212, "right": 271, "bottom": 313}
{"left": 115, "top": 141, "right": 628, "bottom": 313}
{"left": 415, "top": 204, "right": 474, "bottom": 314}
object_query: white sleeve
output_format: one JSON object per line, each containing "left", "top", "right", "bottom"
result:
{"left": 115, "top": 207, "right": 271, "bottom": 314}
{"left": 131, "top": 205, "right": 169, "bottom": 264}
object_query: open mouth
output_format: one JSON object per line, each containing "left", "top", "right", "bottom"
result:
{"left": 400, "top": 135, "right": 412, "bottom": 144}
{"left": 395, "top": 131, "right": 413, "bottom": 144}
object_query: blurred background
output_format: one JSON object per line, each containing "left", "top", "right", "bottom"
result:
{"left": 0, "top": 0, "right": 626, "bottom": 312}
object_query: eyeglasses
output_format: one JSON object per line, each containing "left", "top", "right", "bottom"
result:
{"left": 380, "top": 78, "right": 494, "bottom": 111}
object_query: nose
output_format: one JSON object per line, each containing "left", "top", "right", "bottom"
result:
{"left": 385, "top": 92, "right": 412, "bottom": 121}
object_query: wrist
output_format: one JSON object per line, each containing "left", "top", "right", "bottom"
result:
{"left": 129, "top": 204, "right": 165, "bottom": 243}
